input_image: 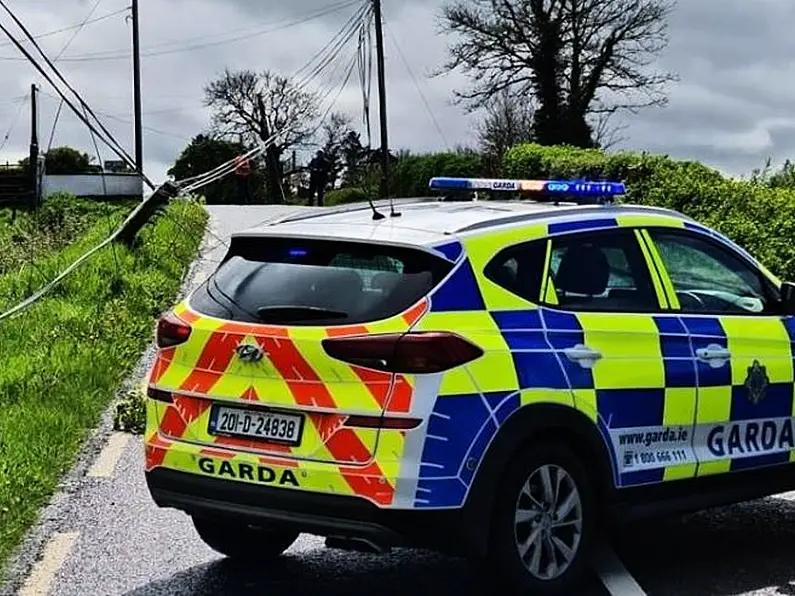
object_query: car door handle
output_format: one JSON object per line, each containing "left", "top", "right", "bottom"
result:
{"left": 696, "top": 344, "right": 731, "bottom": 362}
{"left": 563, "top": 344, "right": 602, "bottom": 368}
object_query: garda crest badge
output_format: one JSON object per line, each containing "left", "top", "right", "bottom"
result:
{"left": 744, "top": 360, "right": 770, "bottom": 405}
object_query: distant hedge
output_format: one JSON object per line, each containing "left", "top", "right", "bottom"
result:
{"left": 374, "top": 144, "right": 795, "bottom": 282}
{"left": 503, "top": 144, "right": 795, "bottom": 281}
{"left": 390, "top": 152, "right": 488, "bottom": 197}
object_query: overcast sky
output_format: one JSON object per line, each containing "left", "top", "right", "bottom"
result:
{"left": 0, "top": 0, "right": 792, "bottom": 183}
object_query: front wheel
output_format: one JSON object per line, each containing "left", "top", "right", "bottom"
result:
{"left": 485, "top": 442, "right": 595, "bottom": 595}
{"left": 192, "top": 516, "right": 299, "bottom": 561}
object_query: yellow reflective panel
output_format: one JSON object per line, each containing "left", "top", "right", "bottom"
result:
{"left": 721, "top": 317, "right": 793, "bottom": 384}
{"left": 635, "top": 230, "right": 669, "bottom": 309}
{"left": 639, "top": 229, "right": 681, "bottom": 310}
{"left": 615, "top": 214, "right": 686, "bottom": 229}
{"left": 576, "top": 313, "right": 665, "bottom": 390}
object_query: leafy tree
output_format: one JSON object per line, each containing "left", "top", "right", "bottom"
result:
{"left": 204, "top": 69, "right": 321, "bottom": 202}
{"left": 169, "top": 134, "right": 265, "bottom": 204}
{"left": 20, "top": 146, "right": 94, "bottom": 174}
{"left": 438, "top": 0, "right": 676, "bottom": 147}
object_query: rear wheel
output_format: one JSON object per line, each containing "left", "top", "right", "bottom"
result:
{"left": 484, "top": 442, "right": 595, "bottom": 595}
{"left": 192, "top": 516, "right": 299, "bottom": 561}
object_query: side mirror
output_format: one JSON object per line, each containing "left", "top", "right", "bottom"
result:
{"left": 781, "top": 282, "right": 795, "bottom": 315}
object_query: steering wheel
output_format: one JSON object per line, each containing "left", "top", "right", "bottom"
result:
{"left": 677, "top": 290, "right": 706, "bottom": 310}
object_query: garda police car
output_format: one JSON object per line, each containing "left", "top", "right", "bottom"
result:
{"left": 143, "top": 176, "right": 795, "bottom": 594}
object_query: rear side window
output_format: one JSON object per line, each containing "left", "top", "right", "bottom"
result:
{"left": 190, "top": 236, "right": 453, "bottom": 325}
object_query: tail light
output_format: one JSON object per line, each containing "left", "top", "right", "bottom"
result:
{"left": 147, "top": 387, "right": 173, "bottom": 403}
{"left": 321, "top": 332, "right": 483, "bottom": 374}
{"left": 156, "top": 311, "right": 192, "bottom": 348}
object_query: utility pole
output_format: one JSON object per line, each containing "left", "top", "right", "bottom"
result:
{"left": 372, "top": 0, "right": 389, "bottom": 203}
{"left": 131, "top": 0, "right": 143, "bottom": 174}
{"left": 29, "top": 83, "right": 40, "bottom": 207}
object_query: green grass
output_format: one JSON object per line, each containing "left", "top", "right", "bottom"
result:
{"left": 0, "top": 198, "right": 208, "bottom": 574}
{"left": 0, "top": 193, "right": 134, "bottom": 277}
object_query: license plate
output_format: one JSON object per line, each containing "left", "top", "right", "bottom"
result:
{"left": 208, "top": 405, "right": 305, "bottom": 446}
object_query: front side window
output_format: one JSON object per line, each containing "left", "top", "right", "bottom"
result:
{"left": 647, "top": 229, "right": 775, "bottom": 314}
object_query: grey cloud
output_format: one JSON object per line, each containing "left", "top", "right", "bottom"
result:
{"left": 0, "top": 0, "right": 793, "bottom": 184}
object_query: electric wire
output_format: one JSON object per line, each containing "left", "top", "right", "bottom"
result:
{"left": 0, "top": 7, "right": 127, "bottom": 51}
{"left": 0, "top": 0, "right": 374, "bottom": 323}
{"left": 0, "top": 0, "right": 150, "bottom": 186}
{"left": 383, "top": 18, "right": 449, "bottom": 148}
{"left": 0, "top": 93, "right": 27, "bottom": 152}
{"left": 0, "top": 0, "right": 363, "bottom": 63}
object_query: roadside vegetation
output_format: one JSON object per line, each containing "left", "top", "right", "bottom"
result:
{"left": 0, "top": 195, "right": 207, "bottom": 574}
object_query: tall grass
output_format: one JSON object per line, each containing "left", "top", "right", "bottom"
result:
{"left": 0, "top": 198, "right": 208, "bottom": 573}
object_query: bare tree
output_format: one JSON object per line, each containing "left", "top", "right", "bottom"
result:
{"left": 476, "top": 88, "right": 535, "bottom": 160}
{"left": 204, "top": 69, "right": 320, "bottom": 202}
{"left": 319, "top": 112, "right": 355, "bottom": 189}
{"left": 438, "top": 0, "right": 677, "bottom": 147}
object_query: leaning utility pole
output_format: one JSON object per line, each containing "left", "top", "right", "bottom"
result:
{"left": 372, "top": 0, "right": 389, "bottom": 202}
{"left": 131, "top": 0, "right": 143, "bottom": 174}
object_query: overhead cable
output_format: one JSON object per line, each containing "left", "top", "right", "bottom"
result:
{"left": 0, "top": 0, "right": 150, "bottom": 186}
{"left": 0, "top": 0, "right": 363, "bottom": 63}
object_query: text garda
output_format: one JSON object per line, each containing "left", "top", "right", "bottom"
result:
{"left": 197, "top": 457, "right": 299, "bottom": 487}
{"left": 707, "top": 419, "right": 795, "bottom": 457}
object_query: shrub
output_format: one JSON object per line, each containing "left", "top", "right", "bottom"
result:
{"left": 503, "top": 143, "right": 795, "bottom": 281}
{"left": 326, "top": 187, "right": 369, "bottom": 206}
{"left": 390, "top": 152, "right": 487, "bottom": 197}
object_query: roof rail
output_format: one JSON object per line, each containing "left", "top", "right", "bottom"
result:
{"left": 428, "top": 177, "right": 626, "bottom": 205}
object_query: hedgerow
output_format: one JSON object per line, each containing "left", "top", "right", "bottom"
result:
{"left": 375, "top": 143, "right": 795, "bottom": 282}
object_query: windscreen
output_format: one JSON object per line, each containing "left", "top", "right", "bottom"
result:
{"left": 189, "top": 236, "right": 454, "bottom": 325}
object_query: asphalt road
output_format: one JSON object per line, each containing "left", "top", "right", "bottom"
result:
{"left": 6, "top": 204, "right": 795, "bottom": 596}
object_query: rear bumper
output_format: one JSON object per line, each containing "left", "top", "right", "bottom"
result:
{"left": 146, "top": 468, "right": 474, "bottom": 555}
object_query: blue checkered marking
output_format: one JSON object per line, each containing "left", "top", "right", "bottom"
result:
{"left": 598, "top": 388, "right": 665, "bottom": 429}
{"left": 429, "top": 258, "right": 485, "bottom": 312}
{"left": 680, "top": 316, "right": 730, "bottom": 387}
{"left": 728, "top": 383, "right": 794, "bottom": 471}
{"left": 415, "top": 391, "right": 519, "bottom": 508}
{"left": 433, "top": 241, "right": 464, "bottom": 262}
{"left": 654, "top": 315, "right": 697, "bottom": 387}
{"left": 541, "top": 309, "right": 593, "bottom": 389}
{"left": 548, "top": 217, "right": 618, "bottom": 236}
{"left": 491, "top": 310, "right": 569, "bottom": 390}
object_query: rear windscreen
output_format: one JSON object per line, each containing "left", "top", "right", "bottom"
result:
{"left": 189, "top": 236, "right": 454, "bottom": 325}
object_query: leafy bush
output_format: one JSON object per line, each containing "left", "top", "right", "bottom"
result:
{"left": 503, "top": 143, "right": 795, "bottom": 281}
{"left": 390, "top": 151, "right": 488, "bottom": 197}
{"left": 326, "top": 187, "right": 369, "bottom": 206}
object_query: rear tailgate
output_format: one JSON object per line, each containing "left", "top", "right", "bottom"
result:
{"left": 149, "top": 235, "right": 453, "bottom": 465}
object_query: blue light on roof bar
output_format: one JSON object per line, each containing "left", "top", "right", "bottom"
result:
{"left": 428, "top": 177, "right": 625, "bottom": 196}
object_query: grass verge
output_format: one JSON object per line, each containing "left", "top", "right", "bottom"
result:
{"left": 0, "top": 198, "right": 208, "bottom": 574}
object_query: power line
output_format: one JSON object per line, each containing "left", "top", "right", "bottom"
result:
{"left": 383, "top": 17, "right": 449, "bottom": 149}
{"left": 0, "top": 0, "right": 151, "bottom": 187}
{"left": 0, "top": 93, "right": 27, "bottom": 152}
{"left": 0, "top": 7, "right": 127, "bottom": 50}
{"left": 0, "top": 0, "right": 362, "bottom": 63}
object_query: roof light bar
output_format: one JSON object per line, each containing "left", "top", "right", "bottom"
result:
{"left": 428, "top": 177, "right": 625, "bottom": 197}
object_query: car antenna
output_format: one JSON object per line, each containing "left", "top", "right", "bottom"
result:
{"left": 369, "top": 192, "right": 385, "bottom": 220}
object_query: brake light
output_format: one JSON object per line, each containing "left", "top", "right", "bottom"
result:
{"left": 345, "top": 415, "right": 422, "bottom": 430}
{"left": 321, "top": 332, "right": 483, "bottom": 374}
{"left": 156, "top": 311, "right": 192, "bottom": 348}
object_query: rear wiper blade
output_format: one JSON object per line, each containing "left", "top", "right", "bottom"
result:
{"left": 255, "top": 305, "right": 349, "bottom": 322}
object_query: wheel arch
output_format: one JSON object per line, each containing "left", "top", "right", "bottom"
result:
{"left": 459, "top": 402, "right": 615, "bottom": 557}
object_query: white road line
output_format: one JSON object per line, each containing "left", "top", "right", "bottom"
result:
{"left": 86, "top": 432, "right": 131, "bottom": 478}
{"left": 18, "top": 532, "right": 80, "bottom": 596}
{"left": 591, "top": 544, "right": 648, "bottom": 596}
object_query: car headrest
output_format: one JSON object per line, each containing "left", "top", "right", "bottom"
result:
{"left": 555, "top": 244, "right": 609, "bottom": 296}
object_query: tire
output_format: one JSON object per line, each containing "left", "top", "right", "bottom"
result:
{"left": 483, "top": 441, "right": 596, "bottom": 595}
{"left": 192, "top": 516, "right": 299, "bottom": 561}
